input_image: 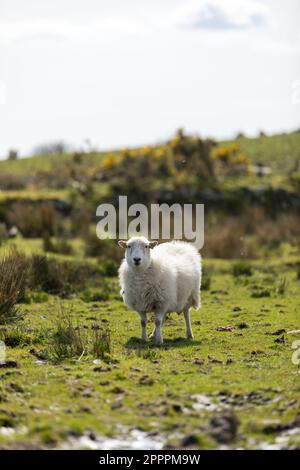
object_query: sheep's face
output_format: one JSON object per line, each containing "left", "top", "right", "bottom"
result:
{"left": 118, "top": 237, "right": 158, "bottom": 270}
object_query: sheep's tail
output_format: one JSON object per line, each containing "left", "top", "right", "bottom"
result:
{"left": 192, "top": 292, "right": 201, "bottom": 310}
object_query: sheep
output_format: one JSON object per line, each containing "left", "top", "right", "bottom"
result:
{"left": 118, "top": 236, "right": 201, "bottom": 345}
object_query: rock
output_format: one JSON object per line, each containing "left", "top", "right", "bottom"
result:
{"left": 0, "top": 361, "right": 19, "bottom": 368}
{"left": 209, "top": 412, "right": 239, "bottom": 444}
{"left": 139, "top": 376, "right": 155, "bottom": 386}
{"left": 215, "top": 325, "right": 234, "bottom": 332}
{"left": 274, "top": 335, "right": 285, "bottom": 344}
{"left": 180, "top": 434, "right": 199, "bottom": 447}
{"left": 263, "top": 414, "right": 300, "bottom": 434}
{"left": 111, "top": 400, "right": 123, "bottom": 410}
{"left": 271, "top": 329, "right": 286, "bottom": 335}
{"left": 193, "top": 358, "right": 204, "bottom": 365}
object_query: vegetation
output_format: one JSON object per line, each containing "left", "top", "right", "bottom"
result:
{"left": 0, "top": 129, "right": 299, "bottom": 449}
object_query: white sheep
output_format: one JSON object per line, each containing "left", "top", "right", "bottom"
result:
{"left": 118, "top": 236, "right": 201, "bottom": 345}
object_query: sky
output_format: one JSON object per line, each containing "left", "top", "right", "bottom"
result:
{"left": 0, "top": 0, "right": 299, "bottom": 157}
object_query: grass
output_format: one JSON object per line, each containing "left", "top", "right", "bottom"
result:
{"left": 0, "top": 254, "right": 299, "bottom": 449}
{"left": 0, "top": 250, "right": 28, "bottom": 324}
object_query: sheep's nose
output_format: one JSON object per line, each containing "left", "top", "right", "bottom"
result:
{"left": 133, "top": 257, "right": 141, "bottom": 265}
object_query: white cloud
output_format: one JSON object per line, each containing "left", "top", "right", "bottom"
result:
{"left": 175, "top": 0, "right": 269, "bottom": 30}
{"left": 0, "top": 17, "right": 149, "bottom": 45}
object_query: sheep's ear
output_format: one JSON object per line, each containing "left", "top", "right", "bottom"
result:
{"left": 118, "top": 240, "right": 127, "bottom": 248}
{"left": 149, "top": 240, "right": 158, "bottom": 249}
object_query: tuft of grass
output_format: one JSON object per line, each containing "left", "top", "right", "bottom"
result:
{"left": 48, "top": 305, "right": 87, "bottom": 361}
{"left": 91, "top": 327, "right": 111, "bottom": 360}
{"left": 232, "top": 261, "right": 253, "bottom": 277}
{"left": 202, "top": 270, "right": 212, "bottom": 291}
{"left": 0, "top": 325, "right": 31, "bottom": 347}
{"left": 80, "top": 286, "right": 110, "bottom": 302}
{"left": 276, "top": 276, "right": 288, "bottom": 295}
{"left": 0, "top": 249, "right": 28, "bottom": 324}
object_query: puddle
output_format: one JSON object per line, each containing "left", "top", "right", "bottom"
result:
{"left": 60, "top": 429, "right": 164, "bottom": 450}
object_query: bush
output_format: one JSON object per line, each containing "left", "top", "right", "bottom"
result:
{"left": 6, "top": 202, "right": 62, "bottom": 238}
{"left": 43, "top": 236, "right": 74, "bottom": 255}
{"left": 29, "top": 255, "right": 96, "bottom": 295}
{"left": 98, "top": 259, "right": 119, "bottom": 277}
{"left": 84, "top": 233, "right": 122, "bottom": 262}
{"left": 0, "top": 250, "right": 28, "bottom": 324}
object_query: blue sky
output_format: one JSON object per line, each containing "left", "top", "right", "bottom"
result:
{"left": 0, "top": 0, "right": 299, "bottom": 157}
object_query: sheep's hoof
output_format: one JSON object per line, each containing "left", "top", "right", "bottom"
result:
{"left": 186, "top": 333, "right": 194, "bottom": 340}
{"left": 154, "top": 338, "right": 163, "bottom": 346}
{"left": 141, "top": 337, "right": 148, "bottom": 343}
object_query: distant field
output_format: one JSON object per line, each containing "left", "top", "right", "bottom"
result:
{"left": 223, "top": 131, "right": 300, "bottom": 173}
{"left": 1, "top": 131, "right": 300, "bottom": 177}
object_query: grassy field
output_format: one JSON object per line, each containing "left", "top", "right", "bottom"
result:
{"left": 0, "top": 130, "right": 299, "bottom": 450}
{"left": 0, "top": 248, "right": 299, "bottom": 450}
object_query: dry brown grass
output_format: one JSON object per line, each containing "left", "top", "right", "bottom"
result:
{"left": 0, "top": 249, "right": 29, "bottom": 323}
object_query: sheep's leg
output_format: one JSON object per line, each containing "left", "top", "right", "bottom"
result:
{"left": 150, "top": 314, "right": 166, "bottom": 341}
{"left": 153, "top": 312, "right": 164, "bottom": 345}
{"left": 139, "top": 312, "right": 148, "bottom": 342}
{"left": 184, "top": 307, "right": 193, "bottom": 339}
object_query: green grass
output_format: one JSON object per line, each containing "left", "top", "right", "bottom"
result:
{"left": 0, "top": 255, "right": 299, "bottom": 449}
{"left": 223, "top": 131, "right": 300, "bottom": 173}
{"left": 1, "top": 131, "right": 299, "bottom": 192}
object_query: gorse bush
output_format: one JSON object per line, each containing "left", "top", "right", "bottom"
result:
{"left": 0, "top": 249, "right": 29, "bottom": 324}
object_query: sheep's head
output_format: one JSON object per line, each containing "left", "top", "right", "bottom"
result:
{"left": 118, "top": 236, "right": 158, "bottom": 270}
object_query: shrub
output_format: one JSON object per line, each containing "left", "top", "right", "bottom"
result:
{"left": 84, "top": 233, "right": 122, "bottom": 262}
{"left": 6, "top": 202, "right": 63, "bottom": 238}
{"left": 98, "top": 260, "right": 119, "bottom": 277}
{"left": 29, "top": 255, "right": 96, "bottom": 295}
{"left": 0, "top": 250, "right": 28, "bottom": 324}
{"left": 0, "top": 223, "right": 8, "bottom": 245}
{"left": 43, "top": 236, "right": 74, "bottom": 255}
{"left": 202, "top": 218, "right": 256, "bottom": 259}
